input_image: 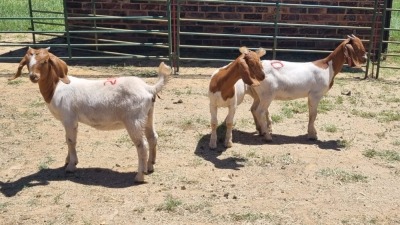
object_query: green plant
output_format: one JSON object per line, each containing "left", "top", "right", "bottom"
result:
{"left": 7, "top": 79, "right": 24, "bottom": 85}
{"left": 38, "top": 156, "right": 55, "bottom": 170}
{"left": 156, "top": 194, "right": 182, "bottom": 212}
{"left": 351, "top": 109, "right": 376, "bottom": 119}
{"left": 317, "top": 168, "right": 368, "bottom": 183}
{"left": 271, "top": 114, "right": 284, "bottom": 123}
{"left": 318, "top": 98, "right": 335, "bottom": 113}
{"left": 323, "top": 124, "right": 338, "bottom": 133}
{"left": 229, "top": 212, "right": 273, "bottom": 222}
{"left": 363, "top": 149, "right": 400, "bottom": 162}
{"left": 378, "top": 110, "right": 400, "bottom": 122}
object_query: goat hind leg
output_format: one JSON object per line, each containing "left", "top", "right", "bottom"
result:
{"left": 224, "top": 106, "right": 236, "bottom": 148}
{"left": 307, "top": 96, "right": 321, "bottom": 140}
{"left": 209, "top": 104, "right": 218, "bottom": 149}
{"left": 145, "top": 105, "right": 157, "bottom": 173}
{"left": 126, "top": 122, "right": 148, "bottom": 183}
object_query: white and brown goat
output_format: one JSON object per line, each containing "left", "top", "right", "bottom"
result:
{"left": 251, "top": 35, "right": 367, "bottom": 141}
{"left": 10, "top": 47, "right": 171, "bottom": 183}
{"left": 208, "top": 47, "right": 266, "bottom": 149}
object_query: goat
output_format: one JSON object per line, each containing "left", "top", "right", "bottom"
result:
{"left": 8, "top": 47, "right": 64, "bottom": 81}
{"left": 251, "top": 35, "right": 367, "bottom": 141}
{"left": 208, "top": 47, "right": 266, "bottom": 149}
{"left": 11, "top": 47, "right": 171, "bottom": 183}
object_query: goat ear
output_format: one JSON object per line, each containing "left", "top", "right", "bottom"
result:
{"left": 239, "top": 46, "right": 249, "bottom": 54}
{"left": 256, "top": 48, "right": 266, "bottom": 57}
{"left": 238, "top": 58, "right": 260, "bottom": 86}
{"left": 344, "top": 44, "right": 361, "bottom": 68}
{"left": 9, "top": 54, "right": 29, "bottom": 80}
{"left": 49, "top": 55, "right": 70, "bottom": 84}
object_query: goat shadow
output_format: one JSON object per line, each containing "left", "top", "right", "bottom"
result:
{"left": 195, "top": 124, "right": 342, "bottom": 169}
{"left": 0, "top": 166, "right": 141, "bottom": 197}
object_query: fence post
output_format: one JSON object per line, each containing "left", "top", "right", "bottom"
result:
{"left": 63, "top": 0, "right": 72, "bottom": 59}
{"left": 376, "top": 0, "right": 389, "bottom": 79}
{"left": 28, "top": 0, "right": 36, "bottom": 44}
{"left": 365, "top": 0, "right": 380, "bottom": 79}
{"left": 272, "top": 1, "right": 280, "bottom": 60}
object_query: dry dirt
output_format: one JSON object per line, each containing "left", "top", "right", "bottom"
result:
{"left": 1, "top": 45, "right": 400, "bottom": 225}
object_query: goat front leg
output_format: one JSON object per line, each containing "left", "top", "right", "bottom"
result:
{"left": 224, "top": 105, "right": 236, "bottom": 148}
{"left": 63, "top": 121, "right": 79, "bottom": 172}
{"left": 209, "top": 104, "right": 218, "bottom": 149}
{"left": 307, "top": 95, "right": 321, "bottom": 140}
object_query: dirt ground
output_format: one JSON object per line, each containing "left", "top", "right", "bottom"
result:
{"left": 1, "top": 43, "right": 400, "bottom": 225}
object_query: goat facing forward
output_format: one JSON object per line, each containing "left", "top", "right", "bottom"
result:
{"left": 208, "top": 47, "right": 266, "bottom": 149}
{"left": 10, "top": 47, "right": 171, "bottom": 183}
{"left": 251, "top": 35, "right": 367, "bottom": 142}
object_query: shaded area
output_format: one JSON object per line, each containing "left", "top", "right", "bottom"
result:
{"left": 0, "top": 166, "right": 141, "bottom": 197}
{"left": 195, "top": 124, "right": 342, "bottom": 170}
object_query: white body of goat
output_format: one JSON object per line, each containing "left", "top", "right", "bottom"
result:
{"left": 250, "top": 36, "right": 367, "bottom": 141}
{"left": 12, "top": 47, "right": 171, "bottom": 183}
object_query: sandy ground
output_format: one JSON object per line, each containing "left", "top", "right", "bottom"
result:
{"left": 1, "top": 43, "right": 400, "bottom": 224}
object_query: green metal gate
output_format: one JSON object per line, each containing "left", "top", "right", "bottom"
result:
{"left": 0, "top": 0, "right": 398, "bottom": 78}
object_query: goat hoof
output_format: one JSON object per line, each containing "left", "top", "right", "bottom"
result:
{"left": 134, "top": 173, "right": 145, "bottom": 183}
{"left": 224, "top": 141, "right": 233, "bottom": 148}
{"left": 308, "top": 137, "right": 318, "bottom": 141}
{"left": 209, "top": 142, "right": 217, "bottom": 150}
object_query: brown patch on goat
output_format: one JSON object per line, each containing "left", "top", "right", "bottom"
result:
{"left": 209, "top": 47, "right": 265, "bottom": 101}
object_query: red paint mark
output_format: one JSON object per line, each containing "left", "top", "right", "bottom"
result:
{"left": 271, "top": 60, "right": 284, "bottom": 70}
{"left": 104, "top": 78, "right": 117, "bottom": 86}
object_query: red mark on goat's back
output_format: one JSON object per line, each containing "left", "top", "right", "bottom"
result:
{"left": 104, "top": 78, "right": 117, "bottom": 86}
{"left": 271, "top": 60, "right": 284, "bottom": 70}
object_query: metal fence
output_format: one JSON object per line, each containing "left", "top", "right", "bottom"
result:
{"left": 0, "top": 0, "right": 398, "bottom": 78}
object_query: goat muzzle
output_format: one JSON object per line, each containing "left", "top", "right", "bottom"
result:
{"left": 29, "top": 73, "right": 39, "bottom": 83}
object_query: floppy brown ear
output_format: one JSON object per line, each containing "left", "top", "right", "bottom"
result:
{"left": 9, "top": 54, "right": 30, "bottom": 81}
{"left": 344, "top": 43, "right": 361, "bottom": 68}
{"left": 238, "top": 58, "right": 260, "bottom": 86}
{"left": 256, "top": 48, "right": 266, "bottom": 57}
{"left": 49, "top": 55, "right": 70, "bottom": 84}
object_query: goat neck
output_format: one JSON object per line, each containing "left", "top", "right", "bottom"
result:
{"left": 37, "top": 62, "right": 60, "bottom": 103}
{"left": 209, "top": 59, "right": 243, "bottom": 101}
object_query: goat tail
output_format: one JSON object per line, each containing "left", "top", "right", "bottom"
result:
{"left": 152, "top": 62, "right": 172, "bottom": 94}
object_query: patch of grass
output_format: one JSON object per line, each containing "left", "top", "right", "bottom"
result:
{"left": 323, "top": 124, "right": 338, "bottom": 133}
{"left": 115, "top": 134, "right": 132, "bottom": 147}
{"left": 363, "top": 149, "right": 400, "bottom": 162}
{"left": 378, "top": 110, "right": 400, "bottom": 122}
{"left": 335, "top": 96, "right": 344, "bottom": 105}
{"left": 255, "top": 156, "right": 274, "bottom": 167}
{"left": 351, "top": 109, "right": 376, "bottom": 119}
{"left": 183, "top": 201, "right": 211, "bottom": 213}
{"left": 392, "top": 140, "right": 400, "bottom": 146}
{"left": 337, "top": 138, "right": 352, "bottom": 149}
{"left": 38, "top": 156, "right": 55, "bottom": 170}
{"left": 317, "top": 168, "right": 368, "bottom": 183}
{"left": 271, "top": 114, "right": 284, "bottom": 123}
{"left": 0, "top": 0, "right": 64, "bottom": 31}
{"left": 29, "top": 98, "right": 45, "bottom": 108}
{"left": 282, "top": 101, "right": 308, "bottom": 115}
{"left": 7, "top": 79, "right": 24, "bottom": 85}
{"left": 229, "top": 212, "right": 268, "bottom": 222}
{"left": 156, "top": 194, "right": 182, "bottom": 212}
{"left": 318, "top": 98, "right": 335, "bottom": 113}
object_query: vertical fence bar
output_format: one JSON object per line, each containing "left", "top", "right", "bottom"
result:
{"left": 91, "top": 0, "right": 99, "bottom": 52}
{"left": 365, "top": 0, "right": 379, "bottom": 79}
{"left": 176, "top": 0, "right": 181, "bottom": 74}
{"left": 63, "top": 0, "right": 72, "bottom": 59}
{"left": 28, "top": 0, "right": 36, "bottom": 44}
{"left": 272, "top": 1, "right": 280, "bottom": 60}
{"left": 376, "top": 0, "right": 389, "bottom": 79}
